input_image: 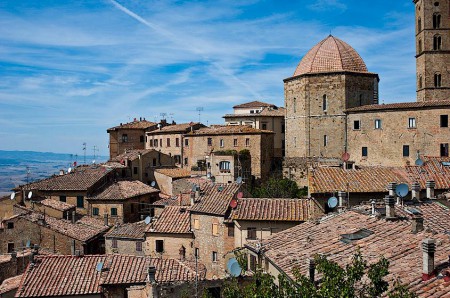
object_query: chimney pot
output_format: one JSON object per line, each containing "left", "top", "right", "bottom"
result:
{"left": 411, "top": 216, "right": 424, "bottom": 233}
{"left": 148, "top": 266, "right": 157, "bottom": 283}
{"left": 384, "top": 195, "right": 396, "bottom": 219}
{"left": 426, "top": 180, "right": 435, "bottom": 199}
{"left": 72, "top": 211, "right": 76, "bottom": 224}
{"left": 411, "top": 182, "right": 421, "bottom": 201}
{"left": 104, "top": 213, "right": 109, "bottom": 226}
{"left": 422, "top": 238, "right": 436, "bottom": 280}
{"left": 337, "top": 191, "right": 347, "bottom": 213}
{"left": 387, "top": 182, "right": 397, "bottom": 197}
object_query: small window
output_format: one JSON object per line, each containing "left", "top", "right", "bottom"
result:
{"left": 433, "top": 35, "right": 442, "bottom": 50}
{"left": 227, "top": 225, "right": 234, "bottom": 237}
{"left": 433, "top": 14, "right": 441, "bottom": 29}
{"left": 434, "top": 73, "right": 442, "bottom": 88}
{"left": 353, "top": 120, "right": 360, "bottom": 130}
{"left": 149, "top": 139, "right": 153, "bottom": 147}
{"left": 60, "top": 195, "right": 66, "bottom": 202}
{"left": 207, "top": 138, "right": 213, "bottom": 146}
{"left": 250, "top": 110, "right": 255, "bottom": 114}
{"left": 184, "top": 139, "right": 189, "bottom": 146}
{"left": 111, "top": 208, "right": 118, "bottom": 216}
{"left": 441, "top": 143, "right": 449, "bottom": 157}
{"left": 247, "top": 227, "right": 257, "bottom": 240}
{"left": 403, "top": 145, "right": 410, "bottom": 157}
{"left": 7, "top": 222, "right": 14, "bottom": 229}
{"left": 140, "top": 135, "right": 144, "bottom": 143}
{"left": 418, "top": 17, "right": 422, "bottom": 31}
{"left": 262, "top": 123, "right": 267, "bottom": 130}
{"left": 194, "top": 218, "right": 200, "bottom": 229}
{"left": 136, "top": 241, "right": 142, "bottom": 252}
{"left": 220, "top": 139, "right": 224, "bottom": 147}
{"left": 362, "top": 147, "right": 368, "bottom": 157}
{"left": 176, "top": 138, "right": 180, "bottom": 147}
{"left": 219, "top": 161, "right": 231, "bottom": 172}
{"left": 233, "top": 138, "right": 238, "bottom": 147}
{"left": 166, "top": 138, "right": 170, "bottom": 147}
{"left": 323, "top": 135, "right": 328, "bottom": 147}
{"left": 159, "top": 139, "right": 162, "bottom": 147}
{"left": 112, "top": 239, "right": 118, "bottom": 248}
{"left": 419, "top": 75, "right": 423, "bottom": 89}
{"left": 418, "top": 39, "right": 422, "bottom": 53}
{"left": 245, "top": 138, "right": 250, "bottom": 147}
{"left": 184, "top": 158, "right": 188, "bottom": 165}
{"left": 93, "top": 207, "right": 99, "bottom": 216}
{"left": 293, "top": 98, "right": 297, "bottom": 113}
{"left": 154, "top": 139, "right": 158, "bottom": 147}
{"left": 374, "top": 119, "right": 382, "bottom": 129}
{"left": 322, "top": 94, "right": 327, "bottom": 111}
{"left": 152, "top": 158, "right": 157, "bottom": 166}
{"left": 133, "top": 167, "right": 138, "bottom": 174}
{"left": 76, "top": 196, "right": 84, "bottom": 208}
{"left": 7, "top": 243, "right": 14, "bottom": 253}
{"left": 249, "top": 255, "right": 257, "bottom": 272}
{"left": 212, "top": 223, "right": 219, "bottom": 236}
{"left": 441, "top": 115, "right": 448, "bottom": 127}
{"left": 121, "top": 134, "right": 128, "bottom": 143}
{"left": 155, "top": 240, "right": 164, "bottom": 253}
{"left": 408, "top": 117, "right": 416, "bottom": 128}
{"left": 212, "top": 251, "right": 218, "bottom": 262}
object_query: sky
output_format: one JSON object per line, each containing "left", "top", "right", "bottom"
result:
{"left": 0, "top": 0, "right": 416, "bottom": 156}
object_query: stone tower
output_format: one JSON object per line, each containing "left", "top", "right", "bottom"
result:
{"left": 284, "top": 35, "right": 379, "bottom": 185}
{"left": 414, "top": 0, "right": 450, "bottom": 101}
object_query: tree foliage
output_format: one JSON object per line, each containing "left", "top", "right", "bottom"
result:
{"left": 221, "top": 251, "right": 417, "bottom": 298}
{"left": 250, "top": 177, "right": 307, "bottom": 198}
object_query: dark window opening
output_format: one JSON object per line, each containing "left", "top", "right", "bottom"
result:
{"left": 207, "top": 138, "right": 213, "bottom": 146}
{"left": 433, "top": 14, "right": 441, "bottom": 29}
{"left": 93, "top": 208, "right": 99, "bottom": 216}
{"left": 136, "top": 241, "right": 142, "bottom": 252}
{"left": 441, "top": 143, "right": 449, "bottom": 157}
{"left": 227, "top": 225, "right": 234, "bottom": 237}
{"left": 249, "top": 255, "right": 257, "bottom": 272}
{"left": 60, "top": 195, "right": 66, "bottom": 202}
{"left": 176, "top": 138, "right": 180, "bottom": 147}
{"left": 121, "top": 134, "right": 128, "bottom": 143}
{"left": 7, "top": 243, "right": 14, "bottom": 253}
{"left": 362, "top": 147, "right": 368, "bottom": 157}
{"left": 152, "top": 158, "right": 157, "bottom": 166}
{"left": 262, "top": 123, "right": 267, "bottom": 130}
{"left": 441, "top": 115, "right": 448, "bottom": 127}
{"left": 403, "top": 145, "right": 410, "bottom": 157}
{"left": 166, "top": 138, "right": 170, "bottom": 147}
{"left": 133, "top": 167, "right": 138, "bottom": 174}
{"left": 435, "top": 73, "right": 442, "bottom": 87}
{"left": 353, "top": 120, "right": 360, "bottom": 130}
{"left": 322, "top": 94, "right": 327, "bottom": 111}
{"left": 433, "top": 35, "right": 442, "bottom": 50}
{"left": 212, "top": 251, "right": 218, "bottom": 262}
{"left": 247, "top": 227, "right": 257, "bottom": 240}
{"left": 112, "top": 239, "right": 118, "bottom": 248}
{"left": 140, "top": 135, "right": 144, "bottom": 143}
{"left": 156, "top": 240, "right": 164, "bottom": 253}
{"left": 184, "top": 139, "right": 189, "bottom": 146}
{"left": 111, "top": 208, "right": 118, "bottom": 216}
{"left": 77, "top": 196, "right": 84, "bottom": 208}
{"left": 340, "top": 228, "right": 374, "bottom": 244}
{"left": 7, "top": 222, "right": 14, "bottom": 229}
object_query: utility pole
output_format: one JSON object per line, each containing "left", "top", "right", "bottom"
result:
{"left": 83, "top": 143, "right": 87, "bottom": 164}
{"left": 196, "top": 107, "right": 203, "bottom": 123}
{"left": 93, "top": 146, "right": 99, "bottom": 163}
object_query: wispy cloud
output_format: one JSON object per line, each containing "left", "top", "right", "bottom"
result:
{"left": 308, "top": 0, "right": 347, "bottom": 12}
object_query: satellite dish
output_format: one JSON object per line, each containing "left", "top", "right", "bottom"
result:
{"left": 27, "top": 191, "right": 33, "bottom": 199}
{"left": 150, "top": 181, "right": 156, "bottom": 187}
{"left": 395, "top": 183, "right": 409, "bottom": 198}
{"left": 415, "top": 158, "right": 424, "bottom": 166}
{"left": 10, "top": 193, "right": 15, "bottom": 200}
{"left": 217, "top": 186, "right": 224, "bottom": 192}
{"left": 342, "top": 152, "right": 350, "bottom": 162}
{"left": 157, "top": 123, "right": 161, "bottom": 128}
{"left": 26, "top": 240, "right": 31, "bottom": 248}
{"left": 92, "top": 160, "right": 96, "bottom": 164}
{"left": 68, "top": 167, "right": 72, "bottom": 173}
{"left": 236, "top": 176, "right": 243, "bottom": 184}
{"left": 327, "top": 196, "right": 338, "bottom": 209}
{"left": 144, "top": 216, "right": 152, "bottom": 225}
{"left": 230, "top": 199, "right": 238, "bottom": 209}
{"left": 96, "top": 262, "right": 104, "bottom": 272}
{"left": 227, "top": 258, "right": 241, "bottom": 277}
{"left": 207, "top": 172, "right": 211, "bottom": 178}
{"left": 237, "top": 192, "right": 243, "bottom": 199}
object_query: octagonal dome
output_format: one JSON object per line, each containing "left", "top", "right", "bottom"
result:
{"left": 294, "top": 35, "right": 368, "bottom": 76}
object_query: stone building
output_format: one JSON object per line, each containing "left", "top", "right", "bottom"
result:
{"left": 185, "top": 125, "right": 274, "bottom": 181}
{"left": 107, "top": 118, "right": 160, "bottom": 159}
{"left": 414, "top": 0, "right": 449, "bottom": 102}
{"left": 153, "top": 168, "right": 192, "bottom": 196}
{"left": 105, "top": 221, "right": 146, "bottom": 256}
{"left": 146, "top": 122, "right": 205, "bottom": 165}
{"left": 223, "top": 101, "right": 285, "bottom": 161}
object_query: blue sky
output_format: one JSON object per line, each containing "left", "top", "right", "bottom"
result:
{"left": 0, "top": 0, "right": 415, "bottom": 156}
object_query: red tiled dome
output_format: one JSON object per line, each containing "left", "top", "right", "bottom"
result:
{"left": 294, "top": 35, "right": 368, "bottom": 76}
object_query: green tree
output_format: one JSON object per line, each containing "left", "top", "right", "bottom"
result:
{"left": 250, "top": 177, "right": 307, "bottom": 198}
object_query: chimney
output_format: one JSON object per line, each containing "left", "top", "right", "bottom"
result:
{"left": 308, "top": 258, "right": 315, "bottom": 283}
{"left": 195, "top": 187, "right": 200, "bottom": 200}
{"left": 148, "top": 266, "right": 157, "bottom": 283}
{"left": 370, "top": 200, "right": 376, "bottom": 216}
{"left": 411, "top": 182, "right": 421, "bottom": 202}
{"left": 384, "top": 195, "right": 396, "bottom": 219}
{"left": 190, "top": 192, "right": 195, "bottom": 206}
{"left": 411, "top": 216, "right": 424, "bottom": 233}
{"left": 387, "top": 182, "right": 397, "bottom": 197}
{"left": 422, "top": 238, "right": 436, "bottom": 281}
{"left": 104, "top": 213, "right": 109, "bottom": 226}
{"left": 426, "top": 180, "right": 435, "bottom": 199}
{"left": 59, "top": 169, "right": 65, "bottom": 176}
{"left": 337, "top": 191, "right": 346, "bottom": 212}
{"left": 71, "top": 240, "right": 76, "bottom": 255}
{"left": 178, "top": 194, "right": 182, "bottom": 206}
{"left": 72, "top": 211, "right": 76, "bottom": 224}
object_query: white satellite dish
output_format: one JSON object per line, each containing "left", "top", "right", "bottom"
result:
{"left": 10, "top": 192, "right": 15, "bottom": 200}
{"left": 150, "top": 181, "right": 156, "bottom": 187}
{"left": 68, "top": 167, "right": 72, "bottom": 173}
{"left": 144, "top": 216, "right": 152, "bottom": 225}
{"left": 92, "top": 160, "right": 96, "bottom": 164}
{"left": 96, "top": 262, "right": 104, "bottom": 272}
{"left": 157, "top": 123, "right": 161, "bottom": 128}
{"left": 27, "top": 191, "right": 33, "bottom": 199}
{"left": 327, "top": 196, "right": 338, "bottom": 209}
{"left": 227, "top": 258, "right": 241, "bottom": 277}
{"left": 236, "top": 176, "right": 243, "bottom": 184}
{"left": 395, "top": 184, "right": 409, "bottom": 198}
{"left": 415, "top": 158, "right": 424, "bottom": 166}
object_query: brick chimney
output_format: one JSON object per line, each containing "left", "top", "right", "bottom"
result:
{"left": 422, "top": 238, "right": 436, "bottom": 281}
{"left": 426, "top": 180, "right": 435, "bottom": 199}
{"left": 411, "top": 182, "right": 421, "bottom": 202}
{"left": 384, "top": 195, "right": 396, "bottom": 219}
{"left": 411, "top": 216, "right": 424, "bottom": 233}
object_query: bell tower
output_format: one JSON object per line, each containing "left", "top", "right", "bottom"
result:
{"left": 414, "top": 0, "right": 450, "bottom": 101}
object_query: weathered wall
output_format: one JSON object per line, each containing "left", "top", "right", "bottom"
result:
{"left": 144, "top": 233, "right": 194, "bottom": 259}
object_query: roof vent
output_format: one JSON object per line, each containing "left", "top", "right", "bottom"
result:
{"left": 340, "top": 228, "right": 374, "bottom": 244}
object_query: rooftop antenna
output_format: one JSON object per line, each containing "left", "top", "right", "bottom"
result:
{"left": 196, "top": 107, "right": 203, "bottom": 123}
{"left": 26, "top": 166, "right": 31, "bottom": 184}
{"left": 169, "top": 113, "right": 174, "bottom": 122}
{"left": 83, "top": 143, "right": 87, "bottom": 165}
{"left": 160, "top": 113, "right": 167, "bottom": 120}
{"left": 93, "top": 146, "right": 99, "bottom": 162}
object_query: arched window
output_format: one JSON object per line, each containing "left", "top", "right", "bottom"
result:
{"left": 434, "top": 73, "right": 442, "bottom": 88}
{"left": 418, "top": 17, "right": 422, "bottom": 32}
{"left": 322, "top": 94, "right": 327, "bottom": 111}
{"left": 419, "top": 75, "right": 423, "bottom": 89}
{"left": 219, "top": 161, "right": 231, "bottom": 172}
{"left": 433, "top": 14, "right": 441, "bottom": 29}
{"left": 433, "top": 35, "right": 442, "bottom": 50}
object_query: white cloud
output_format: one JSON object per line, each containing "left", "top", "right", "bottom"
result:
{"left": 308, "top": 0, "right": 347, "bottom": 12}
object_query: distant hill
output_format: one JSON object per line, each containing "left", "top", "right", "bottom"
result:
{"left": 0, "top": 150, "right": 108, "bottom": 196}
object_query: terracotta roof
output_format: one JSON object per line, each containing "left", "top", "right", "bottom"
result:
{"left": 395, "top": 201, "right": 450, "bottom": 234}
{"left": 16, "top": 207, "right": 109, "bottom": 242}
{"left": 147, "top": 122, "right": 204, "bottom": 134}
{"left": 105, "top": 221, "right": 146, "bottom": 239}
{"left": 107, "top": 120, "right": 157, "bottom": 131}
{"left": 16, "top": 255, "right": 204, "bottom": 297}
{"left": 23, "top": 165, "right": 113, "bottom": 192}
{"left": 147, "top": 206, "right": 191, "bottom": 234}
{"left": 152, "top": 193, "right": 192, "bottom": 206}
{"left": 294, "top": 35, "right": 368, "bottom": 77}
{"left": 38, "top": 198, "right": 75, "bottom": 212}
{"left": 233, "top": 101, "right": 276, "bottom": 109}
{"left": 190, "top": 182, "right": 241, "bottom": 215}
{"left": 0, "top": 274, "right": 22, "bottom": 294}
{"left": 110, "top": 149, "right": 156, "bottom": 162}
{"left": 188, "top": 125, "right": 273, "bottom": 136}
{"left": 224, "top": 107, "right": 285, "bottom": 118}
{"left": 88, "top": 181, "right": 159, "bottom": 201}
{"left": 404, "top": 156, "right": 450, "bottom": 190}
{"left": 230, "top": 198, "right": 312, "bottom": 221}
{"left": 247, "top": 210, "right": 450, "bottom": 295}
{"left": 345, "top": 100, "right": 450, "bottom": 113}
{"left": 309, "top": 166, "right": 409, "bottom": 193}
{"left": 154, "top": 168, "right": 191, "bottom": 179}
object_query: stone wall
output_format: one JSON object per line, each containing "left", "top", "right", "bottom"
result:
{"left": 109, "top": 128, "right": 147, "bottom": 159}
{"left": 144, "top": 233, "right": 193, "bottom": 259}
{"left": 0, "top": 252, "right": 30, "bottom": 283}
{"left": 105, "top": 238, "right": 145, "bottom": 256}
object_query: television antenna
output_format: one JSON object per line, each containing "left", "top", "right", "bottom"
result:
{"left": 196, "top": 107, "right": 204, "bottom": 123}
{"left": 169, "top": 113, "right": 174, "bottom": 122}
{"left": 93, "top": 146, "right": 99, "bottom": 162}
{"left": 26, "top": 166, "right": 31, "bottom": 184}
{"left": 160, "top": 113, "right": 167, "bottom": 120}
{"left": 83, "top": 143, "right": 87, "bottom": 164}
